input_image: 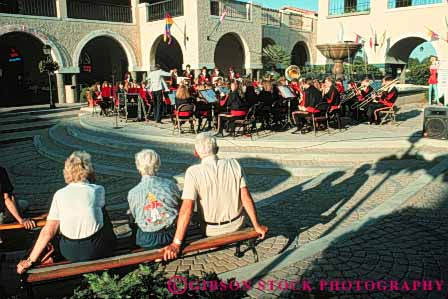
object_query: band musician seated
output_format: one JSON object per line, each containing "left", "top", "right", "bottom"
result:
{"left": 351, "top": 78, "right": 373, "bottom": 121}
{"left": 322, "top": 77, "right": 341, "bottom": 112}
{"left": 367, "top": 75, "right": 398, "bottom": 125}
{"left": 291, "top": 78, "right": 323, "bottom": 134}
{"left": 215, "top": 81, "right": 248, "bottom": 136}
{"left": 160, "top": 133, "right": 268, "bottom": 261}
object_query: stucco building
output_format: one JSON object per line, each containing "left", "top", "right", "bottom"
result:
{"left": 316, "top": 0, "right": 448, "bottom": 76}
{"left": 0, "top": 0, "right": 316, "bottom": 106}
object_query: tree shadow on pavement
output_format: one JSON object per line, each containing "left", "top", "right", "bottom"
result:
{"left": 249, "top": 136, "right": 448, "bottom": 299}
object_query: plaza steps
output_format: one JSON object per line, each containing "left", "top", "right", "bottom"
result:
{"left": 33, "top": 119, "right": 440, "bottom": 185}
{"left": 0, "top": 107, "right": 82, "bottom": 135}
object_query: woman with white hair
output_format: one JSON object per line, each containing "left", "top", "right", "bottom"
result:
{"left": 17, "top": 151, "right": 115, "bottom": 274}
{"left": 127, "top": 149, "right": 180, "bottom": 249}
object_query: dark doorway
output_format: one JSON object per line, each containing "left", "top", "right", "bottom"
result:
{"left": 78, "top": 36, "right": 128, "bottom": 85}
{"left": 291, "top": 41, "right": 308, "bottom": 67}
{"left": 152, "top": 35, "right": 183, "bottom": 71}
{"left": 0, "top": 32, "right": 51, "bottom": 107}
{"left": 214, "top": 33, "right": 245, "bottom": 74}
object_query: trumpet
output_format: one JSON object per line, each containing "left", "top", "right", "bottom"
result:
{"left": 352, "top": 78, "right": 399, "bottom": 110}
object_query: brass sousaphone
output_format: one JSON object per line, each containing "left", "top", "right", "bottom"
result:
{"left": 285, "top": 65, "right": 301, "bottom": 81}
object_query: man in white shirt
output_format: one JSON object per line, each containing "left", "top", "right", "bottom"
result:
{"left": 149, "top": 64, "right": 172, "bottom": 123}
{"left": 161, "top": 133, "right": 268, "bottom": 260}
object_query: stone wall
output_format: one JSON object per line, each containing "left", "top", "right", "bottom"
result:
{"left": 0, "top": 15, "right": 140, "bottom": 72}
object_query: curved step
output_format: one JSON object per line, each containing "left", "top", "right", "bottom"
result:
{"left": 44, "top": 121, "right": 346, "bottom": 177}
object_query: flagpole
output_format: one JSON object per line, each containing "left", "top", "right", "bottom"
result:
{"left": 207, "top": 21, "right": 221, "bottom": 40}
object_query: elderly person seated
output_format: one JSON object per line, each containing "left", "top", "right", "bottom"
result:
{"left": 17, "top": 151, "right": 115, "bottom": 274}
{"left": 161, "top": 133, "right": 268, "bottom": 260}
{"left": 128, "top": 149, "right": 180, "bottom": 249}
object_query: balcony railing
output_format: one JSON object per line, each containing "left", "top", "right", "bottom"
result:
{"left": 289, "top": 14, "right": 313, "bottom": 32}
{"left": 261, "top": 7, "right": 281, "bottom": 27}
{"left": 0, "top": 0, "right": 57, "bottom": 17}
{"left": 328, "top": 0, "right": 371, "bottom": 16}
{"left": 388, "top": 0, "right": 443, "bottom": 8}
{"left": 67, "top": 0, "right": 132, "bottom": 23}
{"left": 210, "top": 0, "right": 250, "bottom": 21}
{"left": 147, "top": 0, "right": 183, "bottom": 22}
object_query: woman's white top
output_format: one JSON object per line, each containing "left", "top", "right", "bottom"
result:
{"left": 47, "top": 182, "right": 105, "bottom": 239}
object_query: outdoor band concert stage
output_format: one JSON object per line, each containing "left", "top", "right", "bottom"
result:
{"left": 78, "top": 99, "right": 434, "bottom": 151}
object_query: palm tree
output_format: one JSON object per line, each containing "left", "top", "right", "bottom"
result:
{"left": 262, "top": 44, "right": 290, "bottom": 71}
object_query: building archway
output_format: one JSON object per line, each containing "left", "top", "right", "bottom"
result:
{"left": 214, "top": 33, "right": 246, "bottom": 74}
{"left": 0, "top": 32, "right": 52, "bottom": 106}
{"left": 291, "top": 41, "right": 309, "bottom": 67}
{"left": 77, "top": 36, "right": 129, "bottom": 84}
{"left": 0, "top": 25, "right": 68, "bottom": 67}
{"left": 386, "top": 36, "right": 430, "bottom": 80}
{"left": 73, "top": 30, "right": 137, "bottom": 76}
{"left": 150, "top": 35, "right": 183, "bottom": 71}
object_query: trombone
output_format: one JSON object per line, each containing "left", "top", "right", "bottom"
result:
{"left": 352, "top": 78, "right": 399, "bottom": 110}
{"left": 340, "top": 82, "right": 361, "bottom": 105}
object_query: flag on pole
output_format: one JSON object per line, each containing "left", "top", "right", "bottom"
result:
{"left": 426, "top": 27, "right": 440, "bottom": 41}
{"left": 445, "top": 16, "right": 448, "bottom": 42}
{"left": 379, "top": 31, "right": 387, "bottom": 49}
{"left": 164, "top": 12, "right": 173, "bottom": 45}
{"left": 220, "top": 7, "right": 228, "bottom": 24}
{"left": 369, "top": 37, "right": 373, "bottom": 48}
{"left": 355, "top": 33, "right": 362, "bottom": 43}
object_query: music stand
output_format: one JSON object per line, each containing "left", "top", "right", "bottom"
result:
{"left": 199, "top": 89, "right": 219, "bottom": 130}
{"left": 278, "top": 86, "right": 296, "bottom": 129}
{"left": 218, "top": 87, "right": 230, "bottom": 95}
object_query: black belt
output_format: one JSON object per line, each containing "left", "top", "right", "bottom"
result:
{"left": 205, "top": 214, "right": 242, "bottom": 226}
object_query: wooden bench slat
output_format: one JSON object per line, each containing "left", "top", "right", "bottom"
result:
{"left": 25, "top": 228, "right": 258, "bottom": 283}
{"left": 0, "top": 214, "right": 48, "bottom": 231}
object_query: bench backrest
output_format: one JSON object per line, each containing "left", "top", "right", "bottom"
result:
{"left": 25, "top": 228, "right": 258, "bottom": 284}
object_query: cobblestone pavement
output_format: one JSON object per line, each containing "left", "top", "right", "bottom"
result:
{"left": 1, "top": 107, "right": 447, "bottom": 298}
{"left": 245, "top": 172, "right": 448, "bottom": 299}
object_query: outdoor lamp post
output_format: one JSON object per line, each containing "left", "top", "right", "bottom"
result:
{"left": 40, "top": 45, "right": 59, "bottom": 109}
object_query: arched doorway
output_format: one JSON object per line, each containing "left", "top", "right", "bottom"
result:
{"left": 386, "top": 36, "right": 433, "bottom": 82}
{"left": 0, "top": 32, "right": 50, "bottom": 107}
{"left": 214, "top": 33, "right": 245, "bottom": 74}
{"left": 291, "top": 41, "right": 309, "bottom": 67}
{"left": 78, "top": 36, "right": 128, "bottom": 84}
{"left": 151, "top": 35, "right": 183, "bottom": 71}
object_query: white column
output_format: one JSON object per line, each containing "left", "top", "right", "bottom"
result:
{"left": 71, "top": 74, "right": 78, "bottom": 102}
{"left": 56, "top": 73, "right": 66, "bottom": 104}
{"left": 56, "top": 0, "right": 68, "bottom": 19}
{"left": 246, "top": 68, "right": 253, "bottom": 78}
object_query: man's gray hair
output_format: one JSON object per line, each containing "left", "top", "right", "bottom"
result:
{"left": 135, "top": 149, "right": 161, "bottom": 176}
{"left": 195, "top": 133, "right": 218, "bottom": 158}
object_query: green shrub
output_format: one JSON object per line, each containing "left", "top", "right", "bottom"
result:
{"left": 71, "top": 264, "right": 248, "bottom": 299}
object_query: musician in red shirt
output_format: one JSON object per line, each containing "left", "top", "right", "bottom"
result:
{"left": 335, "top": 79, "right": 345, "bottom": 94}
{"left": 367, "top": 75, "right": 398, "bottom": 124}
{"left": 198, "top": 67, "right": 210, "bottom": 85}
{"left": 228, "top": 67, "right": 239, "bottom": 81}
{"left": 183, "top": 64, "right": 194, "bottom": 81}
{"left": 211, "top": 67, "right": 222, "bottom": 84}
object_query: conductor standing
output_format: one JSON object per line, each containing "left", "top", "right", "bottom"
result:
{"left": 149, "top": 64, "right": 171, "bottom": 123}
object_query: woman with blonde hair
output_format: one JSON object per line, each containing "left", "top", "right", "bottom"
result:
{"left": 17, "top": 151, "right": 115, "bottom": 274}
